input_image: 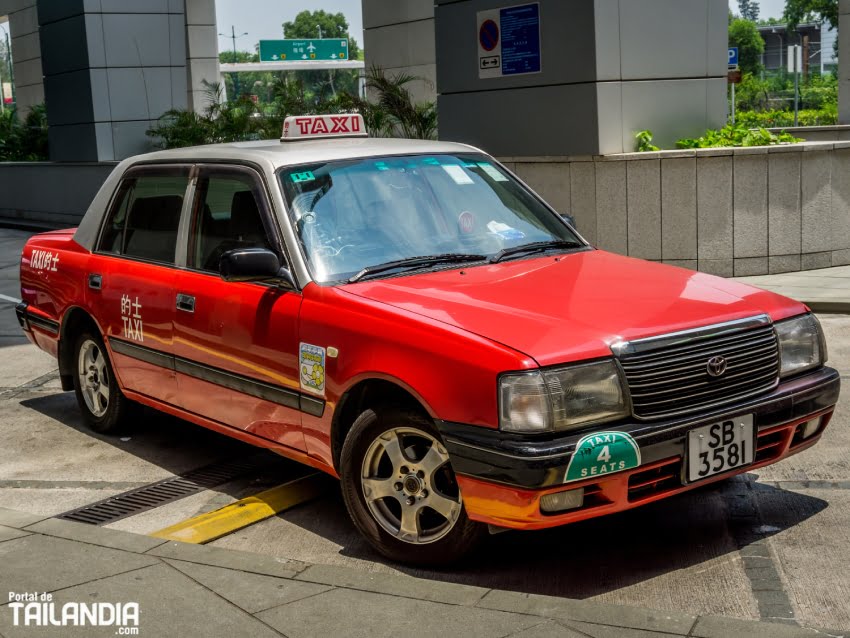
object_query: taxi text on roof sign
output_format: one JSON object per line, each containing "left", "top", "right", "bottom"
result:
{"left": 281, "top": 114, "right": 367, "bottom": 141}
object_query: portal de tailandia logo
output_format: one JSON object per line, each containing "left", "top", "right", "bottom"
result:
{"left": 8, "top": 591, "right": 140, "bottom": 634}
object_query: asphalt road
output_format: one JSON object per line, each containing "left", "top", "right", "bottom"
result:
{"left": 1, "top": 228, "right": 848, "bottom": 632}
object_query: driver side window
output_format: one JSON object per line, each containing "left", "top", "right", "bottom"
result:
{"left": 189, "top": 169, "right": 273, "bottom": 273}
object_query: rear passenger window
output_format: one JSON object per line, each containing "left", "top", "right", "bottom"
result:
{"left": 189, "top": 172, "right": 272, "bottom": 273}
{"left": 98, "top": 172, "right": 189, "bottom": 264}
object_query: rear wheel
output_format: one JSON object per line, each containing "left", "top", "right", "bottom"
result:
{"left": 72, "top": 332, "right": 129, "bottom": 434}
{"left": 340, "top": 406, "right": 485, "bottom": 565}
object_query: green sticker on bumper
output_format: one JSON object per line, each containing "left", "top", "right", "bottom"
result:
{"left": 564, "top": 431, "right": 641, "bottom": 483}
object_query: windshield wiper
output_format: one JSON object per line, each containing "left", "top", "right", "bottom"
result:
{"left": 489, "top": 239, "right": 583, "bottom": 264}
{"left": 348, "top": 253, "right": 487, "bottom": 283}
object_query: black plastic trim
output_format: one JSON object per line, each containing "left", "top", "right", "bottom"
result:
{"left": 108, "top": 337, "right": 323, "bottom": 417}
{"left": 436, "top": 367, "right": 840, "bottom": 489}
{"left": 17, "top": 303, "right": 59, "bottom": 334}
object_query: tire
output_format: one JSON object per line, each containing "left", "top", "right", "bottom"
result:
{"left": 340, "top": 406, "right": 485, "bottom": 566}
{"left": 72, "top": 331, "right": 129, "bottom": 434}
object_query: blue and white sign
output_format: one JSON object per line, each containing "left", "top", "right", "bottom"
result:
{"left": 728, "top": 47, "right": 739, "bottom": 69}
{"left": 477, "top": 3, "right": 542, "bottom": 79}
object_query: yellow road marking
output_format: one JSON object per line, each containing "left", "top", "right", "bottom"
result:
{"left": 150, "top": 473, "right": 329, "bottom": 544}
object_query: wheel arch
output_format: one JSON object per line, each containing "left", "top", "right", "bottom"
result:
{"left": 58, "top": 306, "right": 103, "bottom": 391}
{"left": 331, "top": 376, "right": 435, "bottom": 472}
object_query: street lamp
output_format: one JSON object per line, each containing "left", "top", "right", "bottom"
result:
{"left": 316, "top": 25, "right": 323, "bottom": 39}
{"left": 218, "top": 26, "right": 249, "bottom": 98}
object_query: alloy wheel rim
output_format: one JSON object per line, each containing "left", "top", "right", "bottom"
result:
{"left": 361, "top": 427, "right": 462, "bottom": 545}
{"left": 78, "top": 340, "right": 109, "bottom": 418}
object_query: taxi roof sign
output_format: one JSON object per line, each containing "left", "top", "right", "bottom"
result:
{"left": 281, "top": 114, "right": 367, "bottom": 141}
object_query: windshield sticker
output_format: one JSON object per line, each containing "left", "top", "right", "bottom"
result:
{"left": 458, "top": 211, "right": 476, "bottom": 234}
{"left": 374, "top": 161, "right": 389, "bottom": 171}
{"left": 299, "top": 343, "right": 326, "bottom": 396}
{"left": 291, "top": 171, "right": 316, "bottom": 183}
{"left": 487, "top": 221, "right": 525, "bottom": 241}
{"left": 478, "top": 162, "right": 510, "bottom": 182}
{"left": 442, "top": 165, "right": 474, "bottom": 185}
{"left": 564, "top": 432, "right": 641, "bottom": 483}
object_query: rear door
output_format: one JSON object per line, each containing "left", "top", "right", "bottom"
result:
{"left": 171, "top": 164, "right": 306, "bottom": 451}
{"left": 92, "top": 165, "right": 189, "bottom": 404}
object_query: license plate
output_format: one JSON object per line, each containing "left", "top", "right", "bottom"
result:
{"left": 687, "top": 415, "right": 754, "bottom": 482}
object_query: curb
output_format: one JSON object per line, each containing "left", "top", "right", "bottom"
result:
{"left": 801, "top": 300, "right": 850, "bottom": 314}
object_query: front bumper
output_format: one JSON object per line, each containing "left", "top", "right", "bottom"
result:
{"left": 436, "top": 366, "right": 840, "bottom": 530}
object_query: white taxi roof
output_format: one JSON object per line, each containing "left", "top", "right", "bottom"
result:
{"left": 135, "top": 137, "right": 483, "bottom": 171}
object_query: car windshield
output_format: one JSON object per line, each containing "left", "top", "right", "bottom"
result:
{"left": 278, "top": 153, "right": 584, "bottom": 283}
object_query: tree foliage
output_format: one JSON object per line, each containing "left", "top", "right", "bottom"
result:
{"left": 737, "top": 0, "right": 760, "bottom": 21}
{"left": 784, "top": 0, "right": 838, "bottom": 28}
{"left": 728, "top": 18, "right": 765, "bottom": 75}
{"left": 281, "top": 10, "right": 362, "bottom": 97}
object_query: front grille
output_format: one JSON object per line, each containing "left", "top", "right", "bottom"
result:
{"left": 618, "top": 321, "right": 779, "bottom": 420}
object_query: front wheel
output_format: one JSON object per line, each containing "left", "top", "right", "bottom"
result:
{"left": 340, "top": 407, "right": 485, "bottom": 565}
{"left": 72, "top": 332, "right": 129, "bottom": 434}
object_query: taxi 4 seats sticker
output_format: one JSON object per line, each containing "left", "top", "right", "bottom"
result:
{"left": 564, "top": 431, "right": 641, "bottom": 483}
{"left": 299, "top": 343, "right": 326, "bottom": 396}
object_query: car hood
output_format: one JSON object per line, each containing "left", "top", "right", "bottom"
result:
{"left": 342, "top": 250, "right": 807, "bottom": 366}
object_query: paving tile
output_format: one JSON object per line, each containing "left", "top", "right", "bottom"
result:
{"left": 165, "top": 559, "right": 331, "bottom": 614}
{"left": 0, "top": 525, "right": 29, "bottom": 543}
{"left": 0, "top": 535, "right": 157, "bottom": 595}
{"left": 24, "top": 518, "right": 168, "bottom": 554}
{"left": 0, "top": 563, "right": 283, "bottom": 638}
{"left": 691, "top": 615, "right": 824, "bottom": 637}
{"left": 257, "top": 587, "right": 539, "bottom": 638}
{"left": 295, "top": 563, "right": 489, "bottom": 607}
{"left": 561, "top": 620, "right": 689, "bottom": 638}
{"left": 508, "top": 620, "right": 589, "bottom": 637}
{"left": 476, "top": 590, "right": 696, "bottom": 635}
{"left": 147, "top": 540, "right": 305, "bottom": 579}
{"left": 0, "top": 507, "right": 49, "bottom": 529}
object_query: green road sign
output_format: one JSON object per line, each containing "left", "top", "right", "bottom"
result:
{"left": 259, "top": 39, "right": 349, "bottom": 62}
{"left": 564, "top": 431, "right": 641, "bottom": 483}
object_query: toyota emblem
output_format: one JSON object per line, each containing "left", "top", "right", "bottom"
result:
{"left": 706, "top": 356, "right": 728, "bottom": 378}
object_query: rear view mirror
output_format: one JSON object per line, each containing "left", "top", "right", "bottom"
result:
{"left": 219, "top": 248, "right": 295, "bottom": 288}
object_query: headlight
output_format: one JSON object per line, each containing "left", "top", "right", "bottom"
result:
{"left": 775, "top": 313, "right": 826, "bottom": 378}
{"left": 499, "top": 360, "right": 628, "bottom": 433}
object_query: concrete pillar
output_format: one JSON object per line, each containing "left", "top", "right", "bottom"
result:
{"left": 840, "top": 0, "right": 849, "bottom": 124}
{"left": 362, "top": 0, "right": 435, "bottom": 104}
{"left": 434, "top": 0, "right": 727, "bottom": 156}
{"left": 0, "top": 0, "right": 44, "bottom": 117}
{"left": 185, "top": 0, "right": 218, "bottom": 113}
{"left": 36, "top": 0, "right": 190, "bottom": 161}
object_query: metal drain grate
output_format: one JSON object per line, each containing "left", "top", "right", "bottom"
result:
{"left": 57, "top": 455, "right": 271, "bottom": 526}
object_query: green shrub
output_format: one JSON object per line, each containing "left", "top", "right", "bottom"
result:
{"left": 147, "top": 67, "right": 438, "bottom": 149}
{"left": 634, "top": 130, "right": 659, "bottom": 152}
{"left": 0, "top": 104, "right": 49, "bottom": 161}
{"left": 675, "top": 123, "right": 801, "bottom": 149}
{"left": 734, "top": 107, "right": 838, "bottom": 128}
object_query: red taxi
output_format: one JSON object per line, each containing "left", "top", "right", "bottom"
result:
{"left": 17, "top": 115, "right": 839, "bottom": 564}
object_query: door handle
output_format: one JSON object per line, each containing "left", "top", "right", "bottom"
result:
{"left": 88, "top": 273, "right": 102, "bottom": 290}
{"left": 176, "top": 293, "right": 195, "bottom": 313}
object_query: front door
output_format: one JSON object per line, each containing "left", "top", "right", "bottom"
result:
{"left": 172, "top": 165, "right": 305, "bottom": 451}
{"left": 92, "top": 165, "right": 190, "bottom": 404}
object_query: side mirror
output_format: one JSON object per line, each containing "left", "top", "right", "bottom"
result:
{"left": 561, "top": 213, "right": 577, "bottom": 228}
{"left": 220, "top": 248, "right": 295, "bottom": 288}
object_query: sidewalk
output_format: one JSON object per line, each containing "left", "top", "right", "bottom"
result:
{"left": 734, "top": 266, "right": 850, "bottom": 314}
{"left": 0, "top": 508, "right": 843, "bottom": 638}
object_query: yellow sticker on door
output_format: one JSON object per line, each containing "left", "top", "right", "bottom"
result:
{"left": 299, "top": 343, "right": 326, "bottom": 396}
